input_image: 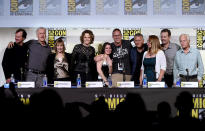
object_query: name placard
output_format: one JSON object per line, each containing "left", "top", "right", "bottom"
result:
{"left": 17, "top": 82, "right": 35, "bottom": 88}
{"left": 117, "top": 81, "right": 134, "bottom": 88}
{"left": 148, "top": 82, "right": 165, "bottom": 88}
{"left": 181, "top": 82, "right": 198, "bottom": 88}
{"left": 54, "top": 81, "right": 71, "bottom": 88}
{"left": 86, "top": 82, "right": 103, "bottom": 88}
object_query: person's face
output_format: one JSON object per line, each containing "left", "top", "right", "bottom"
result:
{"left": 56, "top": 43, "right": 64, "bottom": 53}
{"left": 134, "top": 36, "right": 144, "bottom": 48}
{"left": 104, "top": 44, "right": 112, "bottom": 55}
{"left": 15, "top": 31, "right": 24, "bottom": 44}
{"left": 83, "top": 33, "right": 91, "bottom": 45}
{"left": 147, "top": 40, "right": 152, "bottom": 49}
{"left": 37, "top": 29, "right": 46, "bottom": 42}
{"left": 112, "top": 30, "right": 122, "bottom": 44}
{"left": 180, "top": 35, "right": 190, "bottom": 49}
{"left": 161, "top": 32, "right": 170, "bottom": 44}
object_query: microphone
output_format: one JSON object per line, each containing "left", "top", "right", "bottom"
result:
{"left": 186, "top": 69, "right": 189, "bottom": 81}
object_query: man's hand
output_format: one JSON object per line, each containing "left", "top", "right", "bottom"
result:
{"left": 8, "top": 41, "right": 14, "bottom": 48}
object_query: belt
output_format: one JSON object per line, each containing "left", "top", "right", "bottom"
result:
{"left": 28, "top": 69, "right": 45, "bottom": 74}
{"left": 179, "top": 74, "right": 197, "bottom": 79}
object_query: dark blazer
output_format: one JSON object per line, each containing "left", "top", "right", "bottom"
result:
{"left": 130, "top": 44, "right": 148, "bottom": 76}
{"left": 46, "top": 53, "right": 71, "bottom": 84}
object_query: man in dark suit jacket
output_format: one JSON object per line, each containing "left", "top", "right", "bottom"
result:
{"left": 130, "top": 33, "right": 147, "bottom": 85}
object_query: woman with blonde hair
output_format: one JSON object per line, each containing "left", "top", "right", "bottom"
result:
{"left": 46, "top": 38, "right": 71, "bottom": 84}
{"left": 139, "top": 35, "right": 166, "bottom": 85}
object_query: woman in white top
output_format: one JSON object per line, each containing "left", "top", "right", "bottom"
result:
{"left": 95, "top": 42, "right": 112, "bottom": 86}
{"left": 139, "top": 35, "right": 166, "bottom": 85}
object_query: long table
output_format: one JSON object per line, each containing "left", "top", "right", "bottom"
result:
{"left": 16, "top": 88, "right": 205, "bottom": 118}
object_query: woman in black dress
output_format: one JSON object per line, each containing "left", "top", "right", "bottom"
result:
{"left": 71, "top": 30, "right": 97, "bottom": 86}
{"left": 96, "top": 42, "right": 112, "bottom": 86}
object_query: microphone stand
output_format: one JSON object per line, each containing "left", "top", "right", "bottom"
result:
{"left": 186, "top": 69, "right": 189, "bottom": 81}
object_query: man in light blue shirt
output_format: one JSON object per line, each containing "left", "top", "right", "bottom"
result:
{"left": 173, "top": 34, "right": 204, "bottom": 85}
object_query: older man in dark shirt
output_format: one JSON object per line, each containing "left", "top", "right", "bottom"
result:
{"left": 25, "top": 27, "right": 51, "bottom": 87}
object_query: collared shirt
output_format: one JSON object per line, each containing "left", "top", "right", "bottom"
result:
{"left": 173, "top": 47, "right": 204, "bottom": 83}
{"left": 162, "top": 42, "right": 180, "bottom": 74}
{"left": 26, "top": 40, "right": 51, "bottom": 72}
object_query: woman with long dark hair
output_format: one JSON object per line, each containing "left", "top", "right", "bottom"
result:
{"left": 96, "top": 42, "right": 112, "bottom": 86}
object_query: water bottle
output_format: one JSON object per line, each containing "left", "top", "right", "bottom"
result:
{"left": 142, "top": 74, "right": 147, "bottom": 88}
{"left": 176, "top": 74, "right": 181, "bottom": 88}
{"left": 107, "top": 74, "right": 112, "bottom": 88}
{"left": 43, "top": 74, "right": 48, "bottom": 87}
{"left": 76, "top": 74, "right": 81, "bottom": 88}
{"left": 10, "top": 74, "right": 15, "bottom": 83}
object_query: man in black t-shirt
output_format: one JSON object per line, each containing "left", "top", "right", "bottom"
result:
{"left": 111, "top": 28, "right": 132, "bottom": 87}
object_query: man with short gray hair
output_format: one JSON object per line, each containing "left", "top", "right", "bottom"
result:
{"left": 173, "top": 34, "right": 204, "bottom": 86}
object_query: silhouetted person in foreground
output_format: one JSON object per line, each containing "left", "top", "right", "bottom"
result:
{"left": 65, "top": 102, "right": 83, "bottom": 121}
{"left": 115, "top": 93, "right": 149, "bottom": 128}
{"left": 29, "top": 89, "right": 65, "bottom": 124}
{"left": 0, "top": 83, "right": 26, "bottom": 125}
{"left": 173, "top": 91, "right": 201, "bottom": 129}
{"left": 158, "top": 101, "right": 171, "bottom": 121}
{"left": 88, "top": 96, "right": 110, "bottom": 120}
{"left": 153, "top": 101, "right": 172, "bottom": 129}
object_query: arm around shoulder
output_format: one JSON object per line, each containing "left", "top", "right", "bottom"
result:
{"left": 94, "top": 54, "right": 104, "bottom": 62}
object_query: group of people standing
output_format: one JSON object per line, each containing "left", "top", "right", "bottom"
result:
{"left": 2, "top": 28, "right": 204, "bottom": 88}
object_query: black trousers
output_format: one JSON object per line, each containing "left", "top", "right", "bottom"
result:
{"left": 164, "top": 74, "right": 173, "bottom": 88}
